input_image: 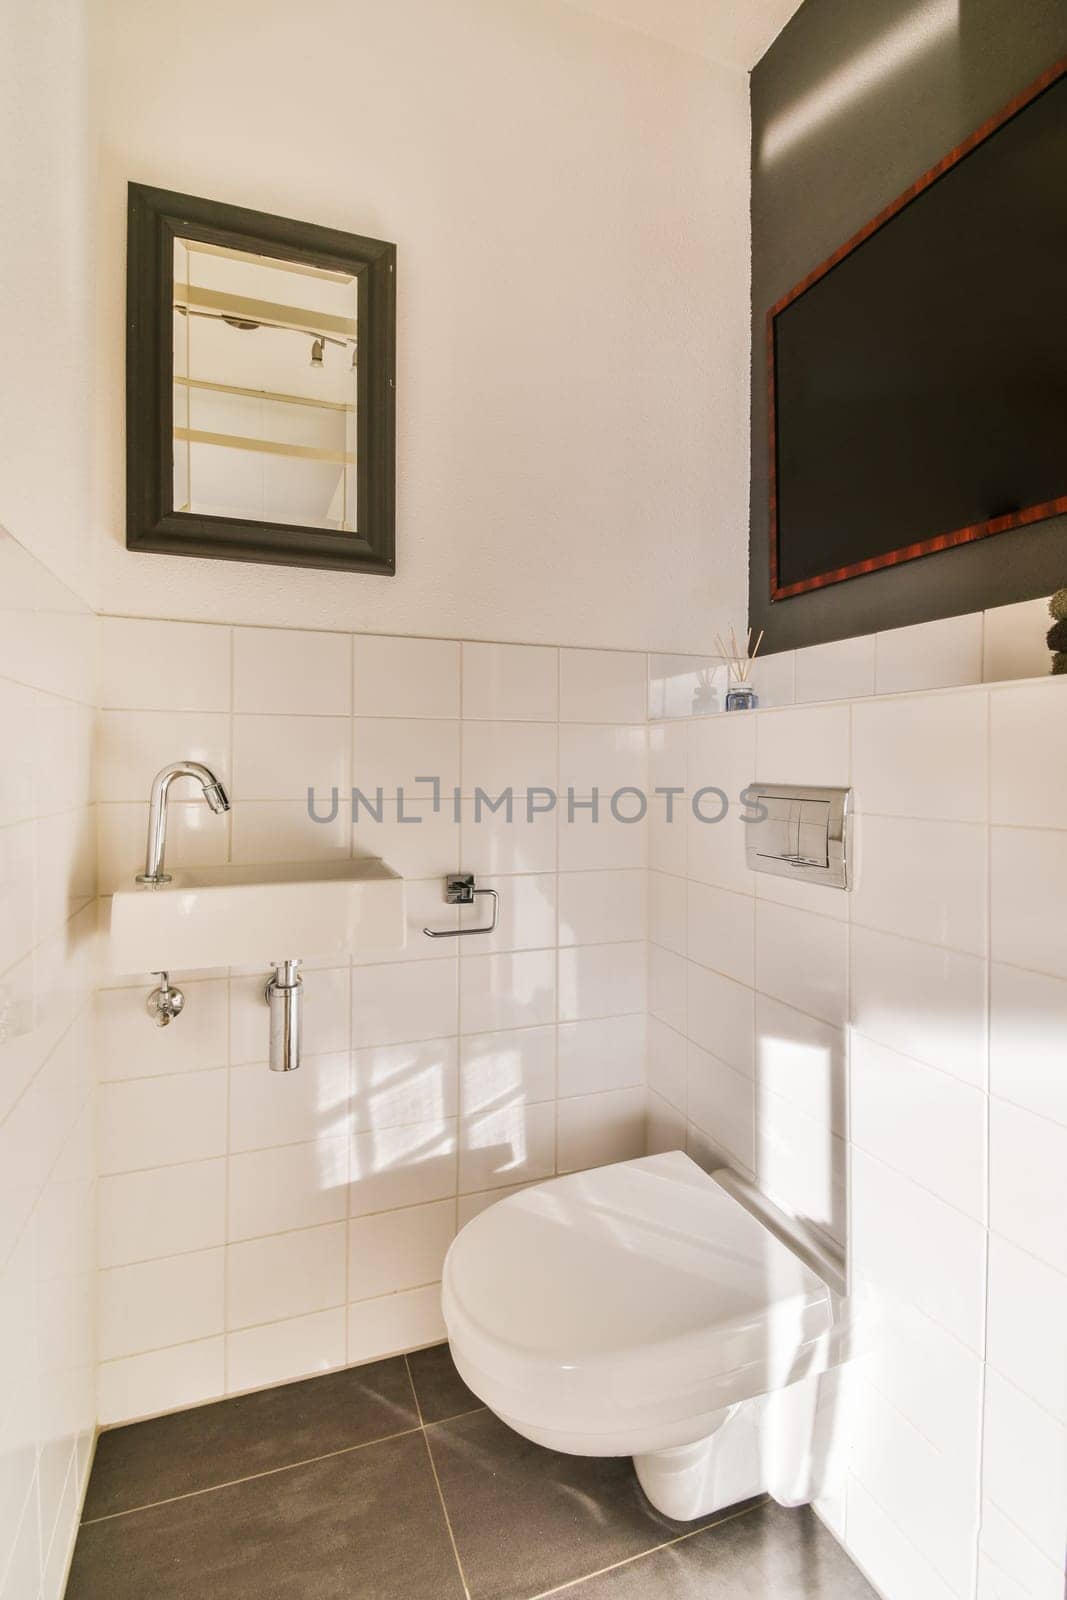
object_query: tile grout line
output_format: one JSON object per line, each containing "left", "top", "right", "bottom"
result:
{"left": 523, "top": 1497, "right": 770, "bottom": 1600}
{"left": 406, "top": 1355, "right": 473, "bottom": 1600}
{"left": 79, "top": 1423, "right": 425, "bottom": 1525}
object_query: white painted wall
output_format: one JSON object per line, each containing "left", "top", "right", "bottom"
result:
{"left": 90, "top": 0, "right": 750, "bottom": 653}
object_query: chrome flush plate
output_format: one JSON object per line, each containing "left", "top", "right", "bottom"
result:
{"left": 744, "top": 783, "right": 851, "bottom": 890}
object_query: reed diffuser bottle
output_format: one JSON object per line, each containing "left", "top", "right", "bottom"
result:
{"left": 717, "top": 626, "right": 763, "bottom": 711}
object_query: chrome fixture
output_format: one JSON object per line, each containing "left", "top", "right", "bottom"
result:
{"left": 137, "top": 761, "right": 231, "bottom": 886}
{"left": 147, "top": 972, "right": 185, "bottom": 1027}
{"left": 423, "top": 874, "right": 499, "bottom": 938}
{"left": 744, "top": 783, "right": 851, "bottom": 890}
{"left": 265, "top": 960, "right": 302, "bottom": 1072}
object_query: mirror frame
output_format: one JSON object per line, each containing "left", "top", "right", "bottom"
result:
{"left": 127, "top": 183, "right": 396, "bottom": 574}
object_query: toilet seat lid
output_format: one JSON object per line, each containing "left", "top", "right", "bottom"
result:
{"left": 444, "top": 1152, "right": 833, "bottom": 1374}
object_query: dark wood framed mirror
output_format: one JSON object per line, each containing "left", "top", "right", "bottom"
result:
{"left": 126, "top": 183, "right": 396, "bottom": 573}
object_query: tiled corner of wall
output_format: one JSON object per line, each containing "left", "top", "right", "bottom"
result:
{"left": 647, "top": 669, "right": 1067, "bottom": 1600}
{"left": 0, "top": 530, "right": 98, "bottom": 1599}
{"left": 93, "top": 622, "right": 652, "bottom": 1424}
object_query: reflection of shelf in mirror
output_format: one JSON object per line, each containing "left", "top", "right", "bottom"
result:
{"left": 174, "top": 499, "right": 356, "bottom": 534}
{"left": 174, "top": 427, "right": 355, "bottom": 465}
{"left": 174, "top": 283, "right": 356, "bottom": 341}
{"left": 174, "top": 376, "right": 354, "bottom": 413}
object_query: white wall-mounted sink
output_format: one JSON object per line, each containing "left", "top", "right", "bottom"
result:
{"left": 107, "top": 858, "right": 405, "bottom": 974}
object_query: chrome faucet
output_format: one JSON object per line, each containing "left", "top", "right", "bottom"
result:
{"left": 137, "top": 761, "right": 231, "bottom": 885}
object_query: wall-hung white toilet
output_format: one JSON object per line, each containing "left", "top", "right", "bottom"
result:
{"left": 442, "top": 1150, "right": 858, "bottom": 1521}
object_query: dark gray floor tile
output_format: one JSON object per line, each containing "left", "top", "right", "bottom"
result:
{"left": 67, "top": 1429, "right": 466, "bottom": 1600}
{"left": 407, "top": 1342, "right": 482, "bottom": 1423}
{"left": 558, "top": 1503, "right": 879, "bottom": 1599}
{"left": 426, "top": 1407, "right": 751, "bottom": 1600}
{"left": 83, "top": 1357, "right": 419, "bottom": 1520}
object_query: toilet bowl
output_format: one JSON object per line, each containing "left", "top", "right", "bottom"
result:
{"left": 442, "top": 1150, "right": 859, "bottom": 1520}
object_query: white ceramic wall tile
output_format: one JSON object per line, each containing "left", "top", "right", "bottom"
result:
{"left": 353, "top": 799, "right": 461, "bottom": 880}
{"left": 99, "top": 617, "right": 231, "bottom": 712}
{"left": 98, "top": 798, "right": 231, "bottom": 892}
{"left": 987, "top": 1233, "right": 1067, "bottom": 1421}
{"left": 460, "top": 949, "right": 556, "bottom": 1033}
{"left": 647, "top": 720, "right": 686, "bottom": 791}
{"left": 756, "top": 901, "right": 848, "bottom": 1029}
{"left": 687, "top": 1042, "right": 754, "bottom": 1171}
{"left": 558, "top": 868, "right": 645, "bottom": 947}
{"left": 982, "top": 596, "right": 1054, "bottom": 684}
{"left": 851, "top": 1034, "right": 985, "bottom": 1219}
{"left": 459, "top": 1101, "right": 556, "bottom": 1193}
{"left": 456, "top": 1182, "right": 532, "bottom": 1227}
{"left": 687, "top": 713, "right": 755, "bottom": 803}
{"left": 230, "top": 1054, "right": 352, "bottom": 1153}
{"left": 352, "top": 960, "right": 458, "bottom": 1049}
{"left": 990, "top": 682, "right": 1067, "bottom": 828}
{"left": 467, "top": 873, "right": 556, "bottom": 954}
{"left": 851, "top": 688, "right": 988, "bottom": 821}
{"left": 648, "top": 944, "right": 686, "bottom": 1033}
{"left": 755, "top": 704, "right": 857, "bottom": 790}
{"left": 794, "top": 634, "right": 875, "bottom": 704}
{"left": 460, "top": 799, "right": 556, "bottom": 876}
{"left": 227, "top": 1224, "right": 346, "bottom": 1329}
{"left": 852, "top": 814, "right": 988, "bottom": 956}
{"left": 845, "top": 1477, "right": 959, "bottom": 1600}
{"left": 757, "top": 1089, "right": 847, "bottom": 1247}
{"left": 349, "top": 1118, "right": 457, "bottom": 1216}
{"left": 982, "top": 1370, "right": 1067, "bottom": 1570}
{"left": 990, "top": 1097, "right": 1067, "bottom": 1276}
{"left": 94, "top": 972, "right": 227, "bottom": 1088}
{"left": 977, "top": 1498, "right": 1066, "bottom": 1600}
{"left": 756, "top": 994, "right": 845, "bottom": 1136}
{"left": 461, "top": 720, "right": 557, "bottom": 798}
{"left": 353, "top": 717, "right": 460, "bottom": 797}
{"left": 556, "top": 1086, "right": 646, "bottom": 1171}
{"left": 232, "top": 714, "right": 349, "bottom": 800}
{"left": 355, "top": 876, "right": 460, "bottom": 961}
{"left": 686, "top": 962, "right": 754, "bottom": 1076}
{"left": 348, "top": 1200, "right": 455, "bottom": 1298}
{"left": 646, "top": 1092, "right": 687, "bottom": 1155}
{"left": 558, "top": 808, "right": 646, "bottom": 872}
{"left": 686, "top": 805, "right": 751, "bottom": 895}
{"left": 647, "top": 656, "right": 727, "bottom": 721}
{"left": 233, "top": 627, "right": 350, "bottom": 715}
{"left": 875, "top": 613, "right": 983, "bottom": 695}
{"left": 559, "top": 649, "right": 646, "bottom": 723}
{"left": 97, "top": 1070, "right": 228, "bottom": 1175}
{"left": 989, "top": 963, "right": 1067, "bottom": 1127}
{"left": 346, "top": 1286, "right": 445, "bottom": 1366}
{"left": 990, "top": 826, "right": 1067, "bottom": 979}
{"left": 646, "top": 1017, "right": 687, "bottom": 1112}
{"left": 227, "top": 1138, "right": 349, "bottom": 1242}
{"left": 98, "top": 1249, "right": 225, "bottom": 1361}
{"left": 227, "top": 1309, "right": 346, "bottom": 1393}
{"left": 558, "top": 723, "right": 646, "bottom": 798}
{"left": 558, "top": 942, "right": 645, "bottom": 1022}
{"left": 461, "top": 643, "right": 558, "bottom": 721}
{"left": 687, "top": 882, "right": 753, "bottom": 986}
{"left": 747, "top": 650, "right": 795, "bottom": 709}
{"left": 352, "top": 635, "right": 460, "bottom": 719}
{"left": 558, "top": 1014, "right": 645, "bottom": 1096}
{"left": 96, "top": 710, "right": 231, "bottom": 803}
{"left": 97, "top": 1339, "right": 225, "bottom": 1427}
{"left": 98, "top": 1160, "right": 227, "bottom": 1267}
{"left": 351, "top": 1039, "right": 459, "bottom": 1134}
{"left": 851, "top": 924, "right": 987, "bottom": 1088}
{"left": 459, "top": 1026, "right": 555, "bottom": 1111}
{"left": 852, "top": 1150, "right": 986, "bottom": 1354}
{"left": 648, "top": 870, "right": 686, "bottom": 955}
{"left": 649, "top": 800, "right": 687, "bottom": 877}
{"left": 230, "top": 799, "right": 349, "bottom": 864}
{"left": 863, "top": 1298, "right": 984, "bottom": 1470}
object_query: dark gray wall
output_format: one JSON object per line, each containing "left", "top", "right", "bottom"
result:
{"left": 749, "top": 0, "right": 1067, "bottom": 653}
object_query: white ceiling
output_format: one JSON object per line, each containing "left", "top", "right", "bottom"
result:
{"left": 558, "top": 0, "right": 807, "bottom": 70}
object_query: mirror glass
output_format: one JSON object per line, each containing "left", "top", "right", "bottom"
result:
{"left": 172, "top": 239, "right": 358, "bottom": 532}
